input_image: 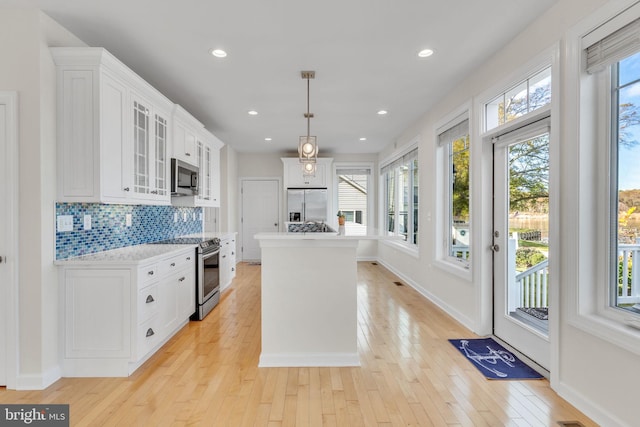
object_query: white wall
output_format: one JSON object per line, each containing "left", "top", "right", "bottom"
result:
{"left": 377, "top": 0, "right": 639, "bottom": 426}
{"left": 220, "top": 144, "right": 238, "bottom": 233}
{"left": 0, "top": 8, "right": 85, "bottom": 389}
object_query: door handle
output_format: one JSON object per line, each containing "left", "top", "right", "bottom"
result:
{"left": 490, "top": 244, "right": 500, "bottom": 252}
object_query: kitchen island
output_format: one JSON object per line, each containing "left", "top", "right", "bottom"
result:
{"left": 255, "top": 232, "right": 368, "bottom": 367}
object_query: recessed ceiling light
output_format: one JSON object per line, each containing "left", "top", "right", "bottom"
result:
{"left": 359, "top": 137, "right": 367, "bottom": 141}
{"left": 377, "top": 110, "right": 388, "bottom": 115}
{"left": 418, "top": 48, "right": 434, "bottom": 58}
{"left": 248, "top": 110, "right": 258, "bottom": 116}
{"left": 265, "top": 137, "right": 272, "bottom": 141}
{"left": 210, "top": 49, "right": 227, "bottom": 58}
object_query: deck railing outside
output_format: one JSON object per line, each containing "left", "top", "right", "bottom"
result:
{"left": 510, "top": 242, "right": 640, "bottom": 309}
{"left": 618, "top": 243, "right": 640, "bottom": 305}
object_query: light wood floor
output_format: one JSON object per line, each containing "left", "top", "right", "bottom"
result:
{"left": 1, "top": 262, "right": 596, "bottom": 426}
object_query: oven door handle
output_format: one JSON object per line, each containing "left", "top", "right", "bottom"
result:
{"left": 201, "top": 248, "right": 220, "bottom": 260}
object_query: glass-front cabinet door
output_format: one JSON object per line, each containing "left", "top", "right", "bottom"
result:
{"left": 132, "top": 99, "right": 150, "bottom": 196}
{"left": 154, "top": 113, "right": 168, "bottom": 197}
{"left": 130, "top": 93, "right": 170, "bottom": 203}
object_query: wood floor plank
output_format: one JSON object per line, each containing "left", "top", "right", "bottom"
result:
{"left": 0, "top": 262, "right": 596, "bottom": 427}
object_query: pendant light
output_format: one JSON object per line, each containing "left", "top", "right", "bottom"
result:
{"left": 299, "top": 71, "right": 317, "bottom": 175}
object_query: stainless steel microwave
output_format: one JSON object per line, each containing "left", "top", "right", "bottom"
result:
{"left": 171, "top": 158, "right": 199, "bottom": 196}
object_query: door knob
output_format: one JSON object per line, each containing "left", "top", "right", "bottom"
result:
{"left": 490, "top": 244, "right": 500, "bottom": 252}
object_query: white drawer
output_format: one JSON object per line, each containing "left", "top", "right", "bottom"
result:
{"left": 137, "top": 283, "right": 160, "bottom": 324}
{"left": 158, "top": 250, "right": 195, "bottom": 276}
{"left": 137, "top": 315, "right": 161, "bottom": 358}
{"left": 138, "top": 263, "right": 159, "bottom": 286}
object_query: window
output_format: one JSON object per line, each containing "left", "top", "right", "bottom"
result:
{"left": 485, "top": 67, "right": 551, "bottom": 131}
{"left": 381, "top": 148, "right": 418, "bottom": 245}
{"left": 438, "top": 118, "right": 470, "bottom": 265}
{"left": 335, "top": 165, "right": 372, "bottom": 235}
{"left": 586, "top": 18, "right": 640, "bottom": 315}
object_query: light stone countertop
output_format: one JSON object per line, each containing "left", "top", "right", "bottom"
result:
{"left": 54, "top": 244, "right": 197, "bottom": 266}
{"left": 55, "top": 232, "right": 237, "bottom": 266}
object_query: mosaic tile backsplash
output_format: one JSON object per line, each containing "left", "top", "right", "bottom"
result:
{"left": 56, "top": 203, "right": 203, "bottom": 260}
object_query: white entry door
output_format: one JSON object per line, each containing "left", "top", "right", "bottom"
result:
{"left": 0, "top": 93, "right": 18, "bottom": 387}
{"left": 493, "top": 121, "right": 551, "bottom": 370}
{"left": 241, "top": 179, "right": 280, "bottom": 261}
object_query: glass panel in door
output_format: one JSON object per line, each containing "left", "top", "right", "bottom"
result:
{"left": 132, "top": 101, "right": 150, "bottom": 194}
{"left": 493, "top": 128, "right": 550, "bottom": 370}
{"left": 154, "top": 114, "right": 167, "bottom": 196}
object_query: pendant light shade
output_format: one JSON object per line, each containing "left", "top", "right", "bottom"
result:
{"left": 299, "top": 71, "right": 318, "bottom": 171}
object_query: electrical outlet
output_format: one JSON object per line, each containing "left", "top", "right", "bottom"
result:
{"left": 83, "top": 214, "right": 92, "bottom": 230}
{"left": 125, "top": 213, "right": 132, "bottom": 227}
{"left": 57, "top": 215, "right": 74, "bottom": 232}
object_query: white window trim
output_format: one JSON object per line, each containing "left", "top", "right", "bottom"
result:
{"left": 566, "top": 0, "right": 640, "bottom": 357}
{"left": 379, "top": 137, "right": 420, "bottom": 252}
{"left": 435, "top": 107, "right": 472, "bottom": 277}
{"left": 333, "top": 161, "right": 374, "bottom": 233}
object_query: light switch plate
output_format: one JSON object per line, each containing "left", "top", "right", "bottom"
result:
{"left": 83, "top": 214, "right": 92, "bottom": 230}
{"left": 57, "top": 215, "right": 74, "bottom": 232}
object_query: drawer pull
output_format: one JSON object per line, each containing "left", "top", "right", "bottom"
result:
{"left": 146, "top": 328, "right": 155, "bottom": 338}
{"left": 146, "top": 295, "right": 155, "bottom": 304}
{"left": 231, "top": 252, "right": 235, "bottom": 255}
{"left": 148, "top": 270, "right": 154, "bottom": 276}
{"left": 232, "top": 267, "right": 235, "bottom": 272}
{"left": 170, "top": 262, "right": 176, "bottom": 267}
{"left": 186, "top": 257, "right": 191, "bottom": 261}
{"left": 123, "top": 187, "right": 130, "bottom": 192}
{"left": 150, "top": 190, "right": 158, "bottom": 194}
{"left": 185, "top": 152, "right": 191, "bottom": 157}
{"left": 178, "top": 276, "right": 186, "bottom": 282}
{"left": 222, "top": 255, "right": 226, "bottom": 258}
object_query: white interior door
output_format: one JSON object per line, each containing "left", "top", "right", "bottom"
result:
{"left": 493, "top": 123, "right": 551, "bottom": 370}
{"left": 241, "top": 179, "right": 280, "bottom": 261}
{"left": 0, "top": 93, "right": 18, "bottom": 387}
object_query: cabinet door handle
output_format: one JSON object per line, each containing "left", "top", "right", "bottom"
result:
{"left": 186, "top": 257, "right": 191, "bottom": 261}
{"left": 231, "top": 252, "right": 235, "bottom": 256}
{"left": 146, "top": 295, "right": 155, "bottom": 304}
{"left": 178, "top": 276, "right": 186, "bottom": 282}
{"left": 146, "top": 328, "right": 155, "bottom": 337}
{"left": 232, "top": 267, "right": 235, "bottom": 272}
{"left": 148, "top": 270, "right": 154, "bottom": 276}
{"left": 124, "top": 187, "right": 130, "bottom": 192}
{"left": 170, "top": 262, "right": 176, "bottom": 267}
{"left": 151, "top": 190, "right": 158, "bottom": 194}
{"left": 222, "top": 255, "right": 226, "bottom": 258}
{"left": 185, "top": 152, "right": 191, "bottom": 157}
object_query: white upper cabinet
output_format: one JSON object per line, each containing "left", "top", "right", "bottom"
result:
{"left": 172, "top": 127, "right": 222, "bottom": 208}
{"left": 282, "top": 157, "right": 332, "bottom": 188}
{"left": 52, "top": 47, "right": 174, "bottom": 205}
{"left": 172, "top": 104, "right": 201, "bottom": 166}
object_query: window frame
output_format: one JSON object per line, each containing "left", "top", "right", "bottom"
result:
{"left": 379, "top": 142, "right": 419, "bottom": 254}
{"left": 437, "top": 114, "right": 471, "bottom": 270}
{"left": 566, "top": 1, "right": 640, "bottom": 357}
{"left": 333, "top": 162, "right": 374, "bottom": 235}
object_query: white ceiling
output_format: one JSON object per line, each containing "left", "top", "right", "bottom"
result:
{"left": 6, "top": 0, "right": 559, "bottom": 154}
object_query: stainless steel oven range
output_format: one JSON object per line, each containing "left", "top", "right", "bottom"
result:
{"left": 194, "top": 237, "right": 221, "bottom": 320}
{"left": 152, "top": 236, "right": 221, "bottom": 320}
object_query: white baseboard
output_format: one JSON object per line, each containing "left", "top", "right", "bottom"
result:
{"left": 258, "top": 352, "right": 360, "bottom": 368}
{"left": 15, "top": 365, "right": 61, "bottom": 390}
{"left": 554, "top": 380, "right": 627, "bottom": 427}
{"left": 375, "top": 258, "right": 476, "bottom": 332}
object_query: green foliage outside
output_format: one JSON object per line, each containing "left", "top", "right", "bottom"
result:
{"left": 516, "top": 248, "right": 547, "bottom": 270}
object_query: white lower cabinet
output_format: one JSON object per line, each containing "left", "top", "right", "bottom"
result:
{"left": 60, "top": 247, "right": 196, "bottom": 377}
{"left": 220, "top": 234, "right": 237, "bottom": 290}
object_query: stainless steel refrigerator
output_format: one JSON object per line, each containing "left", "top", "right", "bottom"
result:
{"left": 287, "top": 188, "right": 328, "bottom": 222}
